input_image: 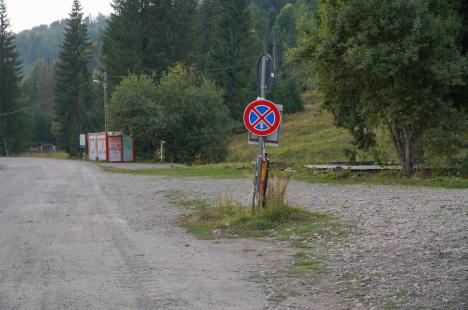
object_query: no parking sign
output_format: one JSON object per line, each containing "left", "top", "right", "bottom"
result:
{"left": 243, "top": 99, "right": 281, "bottom": 137}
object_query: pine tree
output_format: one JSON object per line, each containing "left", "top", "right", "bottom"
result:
{"left": 53, "top": 0, "right": 93, "bottom": 156}
{"left": 0, "top": 0, "right": 25, "bottom": 154}
{"left": 207, "top": 0, "right": 259, "bottom": 120}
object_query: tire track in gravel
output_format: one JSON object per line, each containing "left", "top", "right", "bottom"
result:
{"left": 86, "top": 167, "right": 175, "bottom": 309}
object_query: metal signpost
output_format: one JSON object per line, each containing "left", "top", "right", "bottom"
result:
{"left": 243, "top": 53, "right": 281, "bottom": 212}
{"left": 79, "top": 134, "right": 86, "bottom": 158}
{"left": 93, "top": 72, "right": 109, "bottom": 133}
{"left": 160, "top": 140, "right": 166, "bottom": 163}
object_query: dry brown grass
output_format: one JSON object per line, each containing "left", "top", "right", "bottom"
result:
{"left": 266, "top": 176, "right": 290, "bottom": 208}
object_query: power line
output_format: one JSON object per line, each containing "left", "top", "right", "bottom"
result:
{"left": 0, "top": 81, "right": 86, "bottom": 118}
{"left": 0, "top": 53, "right": 306, "bottom": 118}
{"left": 107, "top": 56, "right": 262, "bottom": 79}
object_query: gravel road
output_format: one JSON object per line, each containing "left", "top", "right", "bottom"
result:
{"left": 0, "top": 158, "right": 273, "bottom": 309}
{"left": 0, "top": 158, "right": 466, "bottom": 310}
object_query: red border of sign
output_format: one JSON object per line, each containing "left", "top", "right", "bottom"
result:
{"left": 243, "top": 99, "right": 281, "bottom": 136}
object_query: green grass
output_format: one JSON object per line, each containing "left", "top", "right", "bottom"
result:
{"left": 267, "top": 291, "right": 288, "bottom": 303}
{"left": 292, "top": 169, "right": 468, "bottom": 189}
{"left": 101, "top": 163, "right": 252, "bottom": 179}
{"left": 102, "top": 161, "right": 468, "bottom": 188}
{"left": 163, "top": 190, "right": 210, "bottom": 209}
{"left": 173, "top": 193, "right": 346, "bottom": 241}
{"left": 227, "top": 104, "right": 396, "bottom": 164}
{"left": 286, "top": 256, "right": 326, "bottom": 275}
{"left": 18, "top": 152, "right": 70, "bottom": 159}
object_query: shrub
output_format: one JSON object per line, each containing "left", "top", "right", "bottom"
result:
{"left": 110, "top": 65, "right": 233, "bottom": 163}
{"left": 153, "top": 64, "right": 233, "bottom": 163}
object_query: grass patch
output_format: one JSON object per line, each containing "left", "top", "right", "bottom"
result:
{"left": 18, "top": 152, "right": 70, "bottom": 160}
{"left": 227, "top": 104, "right": 396, "bottom": 164}
{"left": 101, "top": 163, "right": 251, "bottom": 179}
{"left": 293, "top": 251, "right": 308, "bottom": 259}
{"left": 163, "top": 190, "right": 209, "bottom": 209}
{"left": 180, "top": 198, "right": 333, "bottom": 240}
{"left": 287, "top": 257, "right": 326, "bottom": 276}
{"left": 268, "top": 291, "right": 288, "bottom": 303}
{"left": 291, "top": 168, "right": 468, "bottom": 189}
{"left": 170, "top": 177, "right": 351, "bottom": 241}
{"left": 177, "top": 177, "right": 346, "bottom": 241}
{"left": 102, "top": 159, "right": 468, "bottom": 189}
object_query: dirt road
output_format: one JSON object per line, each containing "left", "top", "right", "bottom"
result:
{"left": 1, "top": 158, "right": 466, "bottom": 309}
{"left": 0, "top": 158, "right": 273, "bottom": 309}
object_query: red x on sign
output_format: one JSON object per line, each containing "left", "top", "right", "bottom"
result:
{"left": 243, "top": 99, "right": 281, "bottom": 136}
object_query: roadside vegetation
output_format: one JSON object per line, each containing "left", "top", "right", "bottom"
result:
{"left": 168, "top": 177, "right": 349, "bottom": 242}
{"left": 16, "top": 152, "right": 70, "bottom": 160}
{"left": 103, "top": 162, "right": 468, "bottom": 189}
{"left": 102, "top": 163, "right": 251, "bottom": 179}
{"left": 3, "top": 0, "right": 466, "bottom": 184}
{"left": 166, "top": 176, "right": 355, "bottom": 302}
{"left": 293, "top": 169, "right": 468, "bottom": 189}
{"left": 227, "top": 103, "right": 397, "bottom": 164}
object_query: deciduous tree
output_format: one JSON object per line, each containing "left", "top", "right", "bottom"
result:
{"left": 291, "top": 0, "right": 467, "bottom": 174}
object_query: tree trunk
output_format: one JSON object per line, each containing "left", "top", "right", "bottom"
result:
{"left": 403, "top": 124, "right": 413, "bottom": 176}
{"left": 388, "top": 122, "right": 416, "bottom": 176}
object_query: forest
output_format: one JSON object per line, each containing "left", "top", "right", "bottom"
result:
{"left": 0, "top": 0, "right": 467, "bottom": 175}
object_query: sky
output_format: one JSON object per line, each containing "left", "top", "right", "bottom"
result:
{"left": 5, "top": 0, "right": 113, "bottom": 33}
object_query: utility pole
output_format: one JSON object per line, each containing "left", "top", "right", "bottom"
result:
{"left": 3, "top": 138, "right": 8, "bottom": 157}
{"left": 77, "top": 81, "right": 82, "bottom": 157}
{"left": 160, "top": 140, "right": 166, "bottom": 163}
{"left": 272, "top": 29, "right": 277, "bottom": 72}
{"left": 93, "top": 72, "right": 109, "bottom": 133}
{"left": 103, "top": 72, "right": 109, "bottom": 134}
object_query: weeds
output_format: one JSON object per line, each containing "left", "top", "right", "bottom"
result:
{"left": 104, "top": 162, "right": 468, "bottom": 188}
{"left": 293, "top": 168, "right": 468, "bottom": 189}
{"left": 18, "top": 152, "right": 69, "bottom": 160}
{"left": 177, "top": 177, "right": 346, "bottom": 242}
{"left": 102, "top": 163, "right": 251, "bottom": 179}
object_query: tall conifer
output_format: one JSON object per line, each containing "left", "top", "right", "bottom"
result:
{"left": 102, "top": 0, "right": 196, "bottom": 83}
{"left": 207, "top": 0, "right": 257, "bottom": 119}
{"left": 0, "top": 0, "right": 25, "bottom": 153}
{"left": 53, "top": 0, "right": 92, "bottom": 156}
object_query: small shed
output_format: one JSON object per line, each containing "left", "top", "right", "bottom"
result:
{"left": 87, "top": 132, "right": 135, "bottom": 162}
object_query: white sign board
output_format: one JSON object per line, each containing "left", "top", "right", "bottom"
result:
{"left": 79, "top": 134, "right": 86, "bottom": 147}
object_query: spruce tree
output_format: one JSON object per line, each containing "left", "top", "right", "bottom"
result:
{"left": 0, "top": 0, "right": 25, "bottom": 154}
{"left": 207, "top": 0, "right": 258, "bottom": 120}
{"left": 196, "top": 0, "right": 220, "bottom": 66}
{"left": 53, "top": 0, "right": 92, "bottom": 156}
{"left": 101, "top": 0, "right": 146, "bottom": 79}
{"left": 22, "top": 59, "right": 54, "bottom": 144}
{"left": 102, "top": 0, "right": 197, "bottom": 85}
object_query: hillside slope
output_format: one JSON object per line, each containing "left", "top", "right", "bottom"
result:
{"left": 228, "top": 105, "right": 358, "bottom": 163}
{"left": 16, "top": 15, "right": 107, "bottom": 75}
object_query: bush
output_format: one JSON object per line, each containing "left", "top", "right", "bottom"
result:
{"left": 109, "top": 75, "right": 158, "bottom": 157}
{"left": 110, "top": 64, "right": 233, "bottom": 163}
{"left": 153, "top": 64, "right": 233, "bottom": 163}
